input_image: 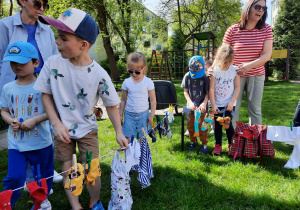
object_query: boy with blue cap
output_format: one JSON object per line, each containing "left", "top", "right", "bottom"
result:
{"left": 0, "top": 41, "right": 54, "bottom": 208}
{"left": 181, "top": 56, "right": 209, "bottom": 154}
{"left": 34, "top": 8, "right": 128, "bottom": 210}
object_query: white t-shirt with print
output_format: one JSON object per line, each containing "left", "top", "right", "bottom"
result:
{"left": 121, "top": 76, "right": 154, "bottom": 113}
{"left": 212, "top": 65, "right": 238, "bottom": 107}
{"left": 34, "top": 54, "right": 120, "bottom": 139}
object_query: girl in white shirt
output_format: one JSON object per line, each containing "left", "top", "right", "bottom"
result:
{"left": 119, "top": 52, "right": 156, "bottom": 141}
{"left": 209, "top": 44, "right": 240, "bottom": 155}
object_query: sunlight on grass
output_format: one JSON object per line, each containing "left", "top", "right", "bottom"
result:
{"left": 0, "top": 81, "right": 300, "bottom": 209}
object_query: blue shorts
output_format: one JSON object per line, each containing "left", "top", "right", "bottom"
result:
{"left": 122, "top": 110, "right": 150, "bottom": 138}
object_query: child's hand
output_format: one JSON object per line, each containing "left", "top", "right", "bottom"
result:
{"left": 199, "top": 103, "right": 207, "bottom": 113}
{"left": 226, "top": 102, "right": 234, "bottom": 111}
{"left": 147, "top": 115, "right": 154, "bottom": 126}
{"left": 53, "top": 124, "right": 71, "bottom": 143}
{"left": 211, "top": 105, "right": 218, "bottom": 115}
{"left": 20, "top": 118, "right": 36, "bottom": 131}
{"left": 188, "top": 101, "right": 196, "bottom": 111}
{"left": 11, "top": 119, "right": 20, "bottom": 132}
{"left": 116, "top": 132, "right": 129, "bottom": 150}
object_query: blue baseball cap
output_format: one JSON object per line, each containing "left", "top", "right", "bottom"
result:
{"left": 188, "top": 56, "right": 205, "bottom": 79}
{"left": 39, "top": 8, "right": 100, "bottom": 44}
{"left": 2, "top": 41, "right": 39, "bottom": 64}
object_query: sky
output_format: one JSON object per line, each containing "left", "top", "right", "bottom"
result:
{"left": 143, "top": 0, "right": 272, "bottom": 25}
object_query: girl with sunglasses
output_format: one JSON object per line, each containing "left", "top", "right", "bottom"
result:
{"left": 119, "top": 52, "right": 156, "bottom": 142}
{"left": 222, "top": 0, "right": 273, "bottom": 128}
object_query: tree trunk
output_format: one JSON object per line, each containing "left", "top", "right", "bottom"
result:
{"left": 96, "top": 0, "right": 120, "bottom": 81}
{"left": 177, "top": 0, "right": 182, "bottom": 31}
{"left": 9, "top": 0, "right": 13, "bottom": 16}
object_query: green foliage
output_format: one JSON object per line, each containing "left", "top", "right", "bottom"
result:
{"left": 273, "top": 0, "right": 300, "bottom": 79}
{"left": 99, "top": 51, "right": 127, "bottom": 80}
{"left": 0, "top": 110, "right": 8, "bottom": 131}
{"left": 169, "top": 28, "right": 186, "bottom": 51}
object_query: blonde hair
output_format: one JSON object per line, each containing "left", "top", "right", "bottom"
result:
{"left": 215, "top": 44, "right": 234, "bottom": 71}
{"left": 127, "top": 51, "right": 146, "bottom": 65}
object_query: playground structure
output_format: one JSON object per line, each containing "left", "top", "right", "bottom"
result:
{"left": 149, "top": 32, "right": 216, "bottom": 80}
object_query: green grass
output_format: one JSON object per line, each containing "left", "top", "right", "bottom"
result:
{"left": 1, "top": 81, "right": 300, "bottom": 209}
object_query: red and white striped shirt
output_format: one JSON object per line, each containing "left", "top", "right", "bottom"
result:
{"left": 223, "top": 24, "right": 273, "bottom": 77}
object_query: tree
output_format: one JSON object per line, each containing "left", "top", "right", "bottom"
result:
{"left": 273, "top": 0, "right": 300, "bottom": 79}
{"left": 159, "top": 0, "right": 241, "bottom": 46}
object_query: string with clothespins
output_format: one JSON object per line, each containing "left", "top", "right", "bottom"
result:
{"left": 6, "top": 147, "right": 125, "bottom": 193}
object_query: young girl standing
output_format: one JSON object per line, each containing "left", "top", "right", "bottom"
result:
{"left": 209, "top": 44, "right": 240, "bottom": 155}
{"left": 119, "top": 52, "right": 156, "bottom": 141}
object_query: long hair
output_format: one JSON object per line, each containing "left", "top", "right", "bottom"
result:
{"left": 237, "top": 0, "right": 267, "bottom": 30}
{"left": 215, "top": 44, "right": 234, "bottom": 71}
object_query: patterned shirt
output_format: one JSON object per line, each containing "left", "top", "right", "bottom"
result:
{"left": 223, "top": 23, "right": 273, "bottom": 77}
{"left": 34, "top": 54, "right": 120, "bottom": 139}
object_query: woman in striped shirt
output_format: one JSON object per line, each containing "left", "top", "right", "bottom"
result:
{"left": 222, "top": 0, "right": 273, "bottom": 127}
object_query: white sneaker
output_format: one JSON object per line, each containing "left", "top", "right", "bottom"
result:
{"left": 53, "top": 170, "right": 63, "bottom": 183}
{"left": 184, "top": 130, "right": 189, "bottom": 136}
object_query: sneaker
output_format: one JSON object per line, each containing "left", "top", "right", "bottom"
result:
{"left": 188, "top": 142, "right": 197, "bottom": 151}
{"left": 212, "top": 144, "right": 222, "bottom": 155}
{"left": 53, "top": 170, "right": 63, "bottom": 183}
{"left": 199, "top": 145, "right": 208, "bottom": 155}
{"left": 49, "top": 188, "right": 53, "bottom": 195}
{"left": 184, "top": 130, "right": 189, "bottom": 136}
{"left": 90, "top": 200, "right": 105, "bottom": 210}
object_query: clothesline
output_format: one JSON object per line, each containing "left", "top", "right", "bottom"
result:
{"left": 10, "top": 147, "right": 125, "bottom": 192}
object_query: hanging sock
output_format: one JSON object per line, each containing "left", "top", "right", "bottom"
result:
{"left": 0, "top": 190, "right": 13, "bottom": 210}
{"left": 193, "top": 110, "right": 201, "bottom": 137}
{"left": 64, "top": 163, "right": 85, "bottom": 196}
{"left": 84, "top": 157, "right": 101, "bottom": 186}
{"left": 27, "top": 178, "right": 51, "bottom": 210}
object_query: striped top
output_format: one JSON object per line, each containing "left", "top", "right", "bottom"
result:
{"left": 223, "top": 24, "right": 273, "bottom": 77}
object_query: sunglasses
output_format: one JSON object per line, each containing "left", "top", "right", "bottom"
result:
{"left": 30, "top": 0, "right": 49, "bottom": 10}
{"left": 127, "top": 67, "right": 145, "bottom": 75}
{"left": 254, "top": 4, "right": 267, "bottom": 12}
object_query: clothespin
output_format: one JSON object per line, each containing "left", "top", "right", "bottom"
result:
{"left": 86, "top": 151, "right": 92, "bottom": 170}
{"left": 31, "top": 164, "right": 41, "bottom": 187}
{"left": 290, "top": 121, "right": 293, "bottom": 131}
{"left": 72, "top": 154, "right": 77, "bottom": 172}
{"left": 141, "top": 127, "right": 146, "bottom": 136}
{"left": 131, "top": 134, "right": 134, "bottom": 146}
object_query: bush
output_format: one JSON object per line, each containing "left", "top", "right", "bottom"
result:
{"left": 0, "top": 111, "right": 8, "bottom": 131}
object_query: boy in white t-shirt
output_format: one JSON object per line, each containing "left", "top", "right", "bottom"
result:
{"left": 34, "top": 8, "right": 128, "bottom": 210}
{"left": 119, "top": 52, "right": 156, "bottom": 141}
{"left": 209, "top": 43, "right": 240, "bottom": 155}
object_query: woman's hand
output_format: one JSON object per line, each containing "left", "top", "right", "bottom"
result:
{"left": 237, "top": 63, "right": 252, "bottom": 75}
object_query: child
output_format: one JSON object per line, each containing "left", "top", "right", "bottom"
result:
{"left": 119, "top": 52, "right": 156, "bottom": 141}
{"left": 34, "top": 8, "right": 128, "bottom": 210}
{"left": 184, "top": 57, "right": 213, "bottom": 137}
{"left": 209, "top": 43, "right": 240, "bottom": 155}
{"left": 181, "top": 56, "right": 209, "bottom": 154}
{"left": 0, "top": 41, "right": 54, "bottom": 207}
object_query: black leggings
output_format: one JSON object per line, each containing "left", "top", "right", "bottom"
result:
{"left": 214, "top": 107, "right": 235, "bottom": 146}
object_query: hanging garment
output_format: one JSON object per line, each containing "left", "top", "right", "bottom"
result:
{"left": 108, "top": 151, "right": 133, "bottom": 210}
{"left": 125, "top": 140, "right": 141, "bottom": 172}
{"left": 84, "top": 157, "right": 102, "bottom": 186}
{"left": 27, "top": 178, "right": 51, "bottom": 210}
{"left": 267, "top": 126, "right": 300, "bottom": 169}
{"left": 0, "top": 190, "right": 13, "bottom": 210}
{"left": 229, "top": 121, "right": 275, "bottom": 161}
{"left": 132, "top": 136, "right": 154, "bottom": 189}
{"left": 64, "top": 163, "right": 85, "bottom": 196}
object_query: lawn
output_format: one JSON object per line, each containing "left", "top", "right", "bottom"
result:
{"left": 0, "top": 80, "right": 300, "bottom": 209}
